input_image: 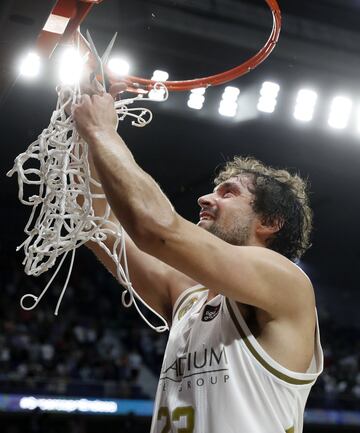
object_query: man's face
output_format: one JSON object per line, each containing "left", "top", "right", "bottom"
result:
{"left": 197, "top": 175, "right": 257, "bottom": 246}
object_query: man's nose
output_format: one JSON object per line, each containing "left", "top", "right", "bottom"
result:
{"left": 198, "top": 193, "right": 215, "bottom": 208}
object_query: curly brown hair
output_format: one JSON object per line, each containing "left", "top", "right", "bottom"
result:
{"left": 214, "top": 156, "right": 313, "bottom": 261}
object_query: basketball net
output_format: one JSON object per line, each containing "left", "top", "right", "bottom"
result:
{"left": 7, "top": 35, "right": 169, "bottom": 332}
{"left": 8, "top": 0, "right": 281, "bottom": 331}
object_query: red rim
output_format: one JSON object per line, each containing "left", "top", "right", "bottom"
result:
{"left": 37, "top": 0, "right": 281, "bottom": 92}
{"left": 110, "top": 0, "right": 281, "bottom": 92}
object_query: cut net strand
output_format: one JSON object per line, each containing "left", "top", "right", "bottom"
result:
{"left": 8, "top": 33, "right": 169, "bottom": 332}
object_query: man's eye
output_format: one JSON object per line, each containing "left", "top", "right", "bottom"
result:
{"left": 223, "top": 192, "right": 233, "bottom": 198}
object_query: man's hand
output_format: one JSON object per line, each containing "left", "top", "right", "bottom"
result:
{"left": 72, "top": 93, "right": 118, "bottom": 143}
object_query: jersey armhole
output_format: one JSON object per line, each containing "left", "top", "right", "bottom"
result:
{"left": 171, "top": 285, "right": 208, "bottom": 323}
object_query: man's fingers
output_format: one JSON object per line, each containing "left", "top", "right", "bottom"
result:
{"left": 80, "top": 84, "right": 95, "bottom": 96}
{"left": 92, "top": 78, "right": 105, "bottom": 94}
{"left": 109, "top": 82, "right": 127, "bottom": 98}
{"left": 91, "top": 93, "right": 102, "bottom": 102}
{"left": 80, "top": 94, "right": 91, "bottom": 104}
{"left": 81, "top": 80, "right": 104, "bottom": 96}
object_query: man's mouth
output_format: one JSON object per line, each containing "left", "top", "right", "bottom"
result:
{"left": 199, "top": 211, "right": 214, "bottom": 221}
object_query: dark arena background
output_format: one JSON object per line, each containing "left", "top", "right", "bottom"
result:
{"left": 1, "top": 0, "right": 360, "bottom": 432}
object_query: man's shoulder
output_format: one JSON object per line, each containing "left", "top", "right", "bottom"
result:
{"left": 233, "top": 246, "right": 315, "bottom": 316}
{"left": 244, "top": 246, "right": 313, "bottom": 288}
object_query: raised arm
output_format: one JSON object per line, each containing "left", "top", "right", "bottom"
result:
{"left": 73, "top": 93, "right": 314, "bottom": 322}
{"left": 83, "top": 150, "right": 195, "bottom": 323}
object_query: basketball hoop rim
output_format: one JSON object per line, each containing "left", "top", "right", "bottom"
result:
{"left": 36, "top": 0, "right": 281, "bottom": 93}
{"left": 114, "top": 0, "right": 282, "bottom": 92}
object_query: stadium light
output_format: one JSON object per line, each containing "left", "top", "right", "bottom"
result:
{"left": 328, "top": 96, "right": 352, "bottom": 129}
{"left": 59, "top": 48, "right": 84, "bottom": 85}
{"left": 294, "top": 89, "right": 318, "bottom": 122}
{"left": 187, "top": 88, "right": 206, "bottom": 110}
{"left": 223, "top": 86, "right": 240, "bottom": 98}
{"left": 151, "top": 70, "right": 169, "bottom": 81}
{"left": 108, "top": 57, "right": 130, "bottom": 76}
{"left": 257, "top": 81, "right": 280, "bottom": 113}
{"left": 218, "top": 86, "right": 240, "bottom": 117}
{"left": 19, "top": 52, "right": 41, "bottom": 78}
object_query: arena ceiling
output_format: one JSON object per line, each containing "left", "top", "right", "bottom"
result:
{"left": 1, "top": 0, "right": 359, "bottom": 322}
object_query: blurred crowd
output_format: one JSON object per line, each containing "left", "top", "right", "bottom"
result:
{"left": 0, "top": 252, "right": 166, "bottom": 399}
{"left": 308, "top": 309, "right": 360, "bottom": 410}
{"left": 0, "top": 250, "right": 359, "bottom": 410}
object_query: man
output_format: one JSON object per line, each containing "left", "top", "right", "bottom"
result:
{"left": 72, "top": 92, "right": 323, "bottom": 433}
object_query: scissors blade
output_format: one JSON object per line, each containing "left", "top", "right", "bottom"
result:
{"left": 101, "top": 32, "right": 118, "bottom": 66}
{"left": 86, "top": 29, "right": 102, "bottom": 78}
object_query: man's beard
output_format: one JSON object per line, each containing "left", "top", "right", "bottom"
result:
{"left": 206, "top": 220, "right": 251, "bottom": 246}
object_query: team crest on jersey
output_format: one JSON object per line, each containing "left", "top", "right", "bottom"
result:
{"left": 178, "top": 296, "right": 198, "bottom": 320}
{"left": 202, "top": 304, "right": 221, "bottom": 322}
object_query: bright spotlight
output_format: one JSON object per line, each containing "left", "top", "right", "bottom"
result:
{"left": 187, "top": 88, "right": 206, "bottom": 110}
{"left": 19, "top": 52, "right": 41, "bottom": 78}
{"left": 59, "top": 48, "right": 84, "bottom": 85}
{"left": 151, "top": 70, "right": 169, "bottom": 81}
{"left": 191, "top": 88, "right": 206, "bottom": 95}
{"left": 219, "top": 101, "right": 238, "bottom": 117}
{"left": 108, "top": 57, "right": 130, "bottom": 76}
{"left": 261, "top": 81, "right": 280, "bottom": 94}
{"left": 328, "top": 96, "right": 352, "bottom": 129}
{"left": 294, "top": 89, "right": 318, "bottom": 122}
{"left": 218, "top": 86, "right": 240, "bottom": 117}
{"left": 257, "top": 81, "right": 280, "bottom": 113}
{"left": 223, "top": 86, "right": 240, "bottom": 98}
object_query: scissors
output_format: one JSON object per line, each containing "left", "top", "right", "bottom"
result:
{"left": 86, "top": 30, "right": 117, "bottom": 92}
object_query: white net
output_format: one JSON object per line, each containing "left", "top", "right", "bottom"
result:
{"left": 7, "top": 82, "right": 169, "bottom": 332}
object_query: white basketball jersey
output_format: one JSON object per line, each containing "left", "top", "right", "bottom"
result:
{"left": 150, "top": 284, "right": 323, "bottom": 433}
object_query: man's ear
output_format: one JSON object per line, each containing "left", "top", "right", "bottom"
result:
{"left": 256, "top": 216, "right": 284, "bottom": 239}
